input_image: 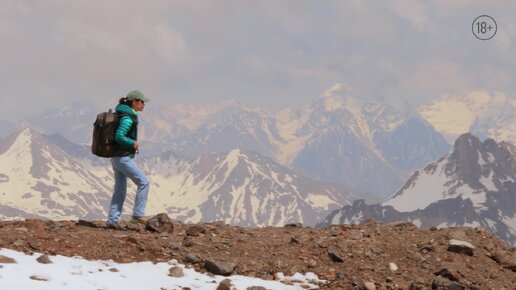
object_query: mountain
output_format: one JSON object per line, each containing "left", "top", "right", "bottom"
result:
{"left": 0, "top": 128, "right": 365, "bottom": 226}
{"left": 418, "top": 90, "right": 516, "bottom": 144}
{"left": 141, "top": 148, "right": 363, "bottom": 227}
{"left": 20, "top": 101, "right": 99, "bottom": 145}
{"left": 287, "top": 88, "right": 449, "bottom": 196}
{"left": 17, "top": 84, "right": 451, "bottom": 197}
{"left": 0, "top": 128, "right": 112, "bottom": 220}
{"left": 373, "top": 115, "right": 450, "bottom": 171}
{"left": 287, "top": 97, "right": 405, "bottom": 197}
{"left": 166, "top": 103, "right": 282, "bottom": 159}
{"left": 318, "top": 133, "right": 516, "bottom": 245}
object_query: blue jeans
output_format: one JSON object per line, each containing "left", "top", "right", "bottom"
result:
{"left": 107, "top": 156, "right": 150, "bottom": 225}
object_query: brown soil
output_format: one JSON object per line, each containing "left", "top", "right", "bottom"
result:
{"left": 0, "top": 218, "right": 515, "bottom": 289}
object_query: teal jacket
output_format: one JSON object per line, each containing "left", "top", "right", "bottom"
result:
{"left": 114, "top": 104, "right": 139, "bottom": 157}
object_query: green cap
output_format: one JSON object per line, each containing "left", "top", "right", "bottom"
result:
{"left": 126, "top": 90, "right": 150, "bottom": 102}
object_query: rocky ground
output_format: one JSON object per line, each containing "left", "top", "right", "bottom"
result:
{"left": 0, "top": 214, "right": 515, "bottom": 289}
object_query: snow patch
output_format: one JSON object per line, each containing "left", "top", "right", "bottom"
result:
{"left": 305, "top": 193, "right": 336, "bottom": 210}
{"left": 383, "top": 160, "right": 449, "bottom": 211}
{"left": 0, "top": 248, "right": 324, "bottom": 290}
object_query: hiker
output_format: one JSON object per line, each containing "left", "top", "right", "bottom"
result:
{"left": 106, "top": 90, "right": 151, "bottom": 229}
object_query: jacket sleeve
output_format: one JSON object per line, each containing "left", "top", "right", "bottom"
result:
{"left": 114, "top": 115, "right": 136, "bottom": 148}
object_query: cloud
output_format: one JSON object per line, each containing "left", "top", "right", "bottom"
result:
{"left": 0, "top": 1, "right": 515, "bottom": 119}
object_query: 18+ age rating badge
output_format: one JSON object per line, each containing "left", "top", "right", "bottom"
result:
{"left": 472, "top": 15, "right": 497, "bottom": 40}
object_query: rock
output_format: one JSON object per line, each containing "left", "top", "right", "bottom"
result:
{"left": 204, "top": 260, "right": 237, "bottom": 276}
{"left": 307, "top": 259, "right": 317, "bottom": 268}
{"left": 432, "top": 276, "right": 466, "bottom": 289}
{"left": 28, "top": 242, "right": 40, "bottom": 251}
{"left": 410, "top": 277, "right": 426, "bottom": 289}
{"left": 388, "top": 262, "right": 398, "bottom": 272}
{"left": 183, "top": 236, "right": 194, "bottom": 247}
{"left": 447, "top": 239, "right": 475, "bottom": 256}
{"left": 328, "top": 246, "right": 344, "bottom": 262}
{"left": 169, "top": 241, "right": 181, "bottom": 251}
{"left": 216, "top": 278, "right": 232, "bottom": 290}
{"left": 185, "top": 253, "right": 201, "bottom": 264}
{"left": 434, "top": 264, "right": 463, "bottom": 282}
{"left": 491, "top": 250, "right": 516, "bottom": 272}
{"left": 246, "top": 287, "right": 267, "bottom": 290}
{"left": 186, "top": 225, "right": 206, "bottom": 237}
{"left": 0, "top": 255, "right": 16, "bottom": 263}
{"left": 329, "top": 225, "right": 341, "bottom": 236}
{"left": 29, "top": 275, "right": 48, "bottom": 281}
{"left": 419, "top": 243, "right": 434, "bottom": 254}
{"left": 169, "top": 266, "right": 184, "bottom": 277}
{"left": 364, "top": 281, "right": 376, "bottom": 290}
{"left": 77, "top": 220, "right": 97, "bottom": 228}
{"left": 389, "top": 221, "right": 417, "bottom": 228}
{"left": 290, "top": 237, "right": 301, "bottom": 244}
{"left": 13, "top": 240, "right": 24, "bottom": 247}
{"left": 146, "top": 213, "right": 174, "bottom": 233}
{"left": 348, "top": 230, "right": 364, "bottom": 240}
{"left": 36, "top": 254, "right": 52, "bottom": 264}
{"left": 14, "top": 227, "right": 29, "bottom": 233}
{"left": 284, "top": 223, "right": 303, "bottom": 228}
{"left": 448, "top": 230, "right": 469, "bottom": 242}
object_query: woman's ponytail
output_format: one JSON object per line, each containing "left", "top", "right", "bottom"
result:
{"left": 118, "top": 97, "right": 130, "bottom": 105}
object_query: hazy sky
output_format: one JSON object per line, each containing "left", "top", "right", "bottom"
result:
{"left": 1, "top": 1, "right": 515, "bottom": 120}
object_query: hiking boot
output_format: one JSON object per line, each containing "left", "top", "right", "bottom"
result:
{"left": 106, "top": 223, "right": 123, "bottom": 230}
{"left": 131, "top": 216, "right": 148, "bottom": 225}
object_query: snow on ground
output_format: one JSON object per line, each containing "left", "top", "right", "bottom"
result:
{"left": 0, "top": 248, "right": 325, "bottom": 290}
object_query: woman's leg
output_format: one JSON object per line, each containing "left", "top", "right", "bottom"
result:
{"left": 107, "top": 157, "right": 128, "bottom": 225}
{"left": 112, "top": 156, "right": 150, "bottom": 218}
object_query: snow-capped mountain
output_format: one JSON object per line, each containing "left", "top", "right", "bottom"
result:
{"left": 0, "top": 128, "right": 365, "bottom": 226}
{"left": 318, "top": 133, "right": 516, "bottom": 245}
{"left": 167, "top": 103, "right": 281, "bottom": 159}
{"left": 418, "top": 90, "right": 516, "bottom": 144}
{"left": 0, "top": 128, "right": 112, "bottom": 220}
{"left": 286, "top": 85, "right": 448, "bottom": 196}
{"left": 141, "top": 149, "right": 362, "bottom": 227}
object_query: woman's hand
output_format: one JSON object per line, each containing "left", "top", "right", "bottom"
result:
{"left": 133, "top": 140, "right": 139, "bottom": 150}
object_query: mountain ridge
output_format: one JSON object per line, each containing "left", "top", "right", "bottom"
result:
{"left": 319, "top": 133, "right": 516, "bottom": 245}
{"left": 13, "top": 85, "right": 452, "bottom": 197}
{"left": 0, "top": 127, "right": 366, "bottom": 227}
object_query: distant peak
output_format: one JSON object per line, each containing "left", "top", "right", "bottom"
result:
{"left": 16, "top": 126, "right": 40, "bottom": 137}
{"left": 227, "top": 148, "right": 243, "bottom": 156}
{"left": 321, "top": 83, "right": 352, "bottom": 98}
{"left": 317, "top": 83, "right": 360, "bottom": 112}
{"left": 453, "top": 133, "right": 482, "bottom": 151}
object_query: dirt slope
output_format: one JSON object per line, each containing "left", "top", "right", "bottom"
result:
{"left": 0, "top": 218, "right": 515, "bottom": 289}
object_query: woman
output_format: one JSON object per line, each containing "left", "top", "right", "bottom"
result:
{"left": 107, "top": 90, "right": 151, "bottom": 229}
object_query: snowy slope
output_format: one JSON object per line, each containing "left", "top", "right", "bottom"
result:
{"left": 384, "top": 133, "right": 515, "bottom": 212}
{"left": 319, "top": 133, "right": 516, "bottom": 245}
{"left": 0, "top": 128, "right": 112, "bottom": 220}
{"left": 0, "top": 248, "right": 322, "bottom": 290}
{"left": 418, "top": 91, "right": 516, "bottom": 144}
{"left": 141, "top": 149, "right": 361, "bottom": 227}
